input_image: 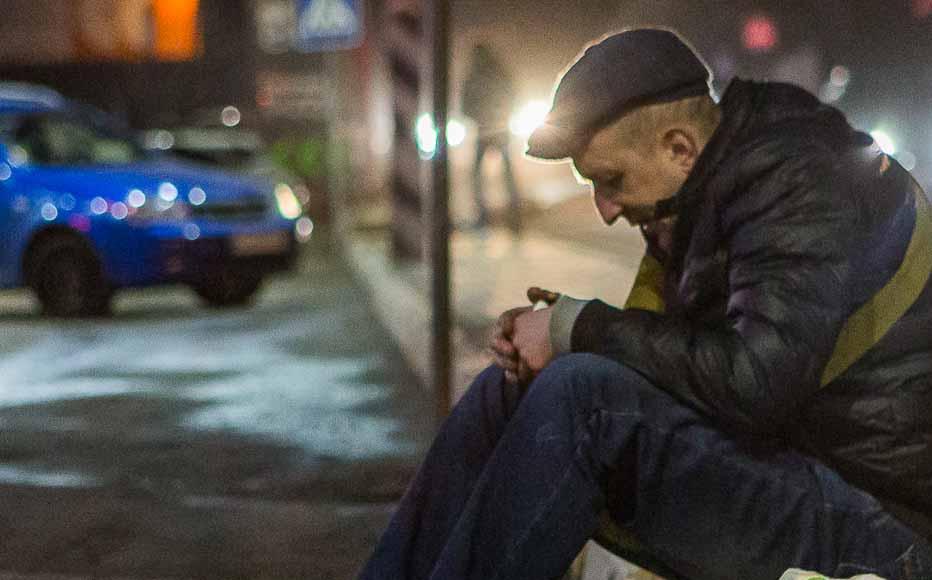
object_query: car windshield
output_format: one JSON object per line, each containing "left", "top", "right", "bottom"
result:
{"left": 1, "top": 112, "right": 146, "bottom": 166}
{"left": 162, "top": 127, "right": 263, "bottom": 169}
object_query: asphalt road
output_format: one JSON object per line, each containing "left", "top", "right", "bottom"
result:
{"left": 0, "top": 233, "right": 433, "bottom": 580}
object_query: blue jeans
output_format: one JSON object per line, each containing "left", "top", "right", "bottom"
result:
{"left": 359, "top": 354, "right": 932, "bottom": 580}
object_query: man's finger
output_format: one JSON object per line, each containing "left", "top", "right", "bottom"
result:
{"left": 516, "top": 357, "right": 535, "bottom": 386}
{"left": 497, "top": 306, "right": 531, "bottom": 338}
{"left": 492, "top": 354, "right": 519, "bottom": 372}
{"left": 491, "top": 336, "right": 518, "bottom": 363}
{"left": 504, "top": 370, "right": 518, "bottom": 385}
{"left": 493, "top": 356, "right": 519, "bottom": 373}
{"left": 491, "top": 308, "right": 526, "bottom": 354}
{"left": 491, "top": 336, "right": 516, "bottom": 357}
{"left": 499, "top": 315, "right": 516, "bottom": 337}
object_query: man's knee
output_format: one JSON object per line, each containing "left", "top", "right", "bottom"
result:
{"left": 536, "top": 353, "right": 642, "bottom": 390}
{"left": 474, "top": 363, "right": 507, "bottom": 386}
{"left": 530, "top": 353, "right": 659, "bottom": 413}
{"left": 459, "top": 364, "right": 523, "bottom": 418}
{"left": 462, "top": 364, "right": 507, "bottom": 404}
{"left": 540, "top": 353, "right": 622, "bottom": 376}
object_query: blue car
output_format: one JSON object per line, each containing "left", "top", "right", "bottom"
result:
{"left": 0, "top": 84, "right": 310, "bottom": 316}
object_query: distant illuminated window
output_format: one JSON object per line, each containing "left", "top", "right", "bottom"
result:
{"left": 73, "top": 0, "right": 152, "bottom": 61}
{"left": 72, "top": 0, "right": 200, "bottom": 62}
{"left": 152, "top": 0, "right": 201, "bottom": 61}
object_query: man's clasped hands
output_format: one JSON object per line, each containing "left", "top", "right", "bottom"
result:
{"left": 490, "top": 287, "right": 562, "bottom": 386}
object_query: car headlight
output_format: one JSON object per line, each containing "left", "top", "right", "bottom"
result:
{"left": 274, "top": 183, "right": 303, "bottom": 220}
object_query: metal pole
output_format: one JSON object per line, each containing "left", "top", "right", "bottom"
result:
{"left": 427, "top": 0, "right": 451, "bottom": 422}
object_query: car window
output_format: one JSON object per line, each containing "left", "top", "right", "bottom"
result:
{"left": 12, "top": 115, "right": 142, "bottom": 166}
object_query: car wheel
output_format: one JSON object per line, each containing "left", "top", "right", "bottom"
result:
{"left": 193, "top": 270, "right": 263, "bottom": 307}
{"left": 28, "top": 234, "right": 113, "bottom": 317}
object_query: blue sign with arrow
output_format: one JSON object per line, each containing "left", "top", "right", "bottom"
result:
{"left": 295, "top": 0, "right": 365, "bottom": 52}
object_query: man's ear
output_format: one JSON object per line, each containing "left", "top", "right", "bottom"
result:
{"left": 661, "top": 128, "right": 699, "bottom": 175}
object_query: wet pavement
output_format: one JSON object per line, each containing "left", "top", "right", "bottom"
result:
{"left": 0, "top": 232, "right": 434, "bottom": 579}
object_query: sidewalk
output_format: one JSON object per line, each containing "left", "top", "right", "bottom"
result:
{"left": 341, "top": 201, "right": 656, "bottom": 579}
{"left": 0, "top": 231, "right": 435, "bottom": 580}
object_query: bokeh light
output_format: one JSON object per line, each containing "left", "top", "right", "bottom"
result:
{"left": 913, "top": 0, "right": 932, "bottom": 19}
{"left": 509, "top": 100, "right": 550, "bottom": 138}
{"left": 742, "top": 15, "right": 778, "bottom": 52}
{"left": 416, "top": 113, "right": 438, "bottom": 159}
{"left": 158, "top": 182, "right": 179, "bottom": 202}
{"left": 830, "top": 65, "right": 851, "bottom": 87}
{"left": 446, "top": 119, "right": 466, "bottom": 147}
{"left": 221, "top": 106, "right": 241, "bottom": 127}
{"left": 296, "top": 216, "right": 314, "bottom": 241}
{"left": 90, "top": 197, "right": 109, "bottom": 215}
{"left": 127, "top": 189, "right": 147, "bottom": 208}
{"left": 870, "top": 130, "right": 896, "bottom": 155}
{"left": 183, "top": 223, "right": 201, "bottom": 241}
{"left": 274, "top": 183, "right": 303, "bottom": 219}
{"left": 59, "top": 194, "right": 76, "bottom": 211}
{"left": 188, "top": 187, "right": 207, "bottom": 206}
{"left": 147, "top": 130, "right": 175, "bottom": 150}
{"left": 40, "top": 202, "right": 58, "bottom": 222}
{"left": 110, "top": 202, "right": 129, "bottom": 220}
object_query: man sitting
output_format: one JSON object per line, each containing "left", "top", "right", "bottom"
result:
{"left": 360, "top": 28, "right": 932, "bottom": 580}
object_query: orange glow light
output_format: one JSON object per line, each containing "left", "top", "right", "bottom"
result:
{"left": 152, "top": 0, "right": 201, "bottom": 61}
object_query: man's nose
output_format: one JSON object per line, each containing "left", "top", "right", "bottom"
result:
{"left": 594, "top": 195, "right": 624, "bottom": 225}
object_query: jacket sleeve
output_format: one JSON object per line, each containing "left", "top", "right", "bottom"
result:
{"left": 571, "top": 153, "right": 862, "bottom": 435}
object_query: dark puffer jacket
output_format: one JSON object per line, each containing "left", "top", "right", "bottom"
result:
{"left": 571, "top": 79, "right": 932, "bottom": 527}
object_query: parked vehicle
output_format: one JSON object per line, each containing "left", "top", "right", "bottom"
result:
{"left": 0, "top": 83, "right": 308, "bottom": 316}
{"left": 143, "top": 117, "right": 314, "bottom": 211}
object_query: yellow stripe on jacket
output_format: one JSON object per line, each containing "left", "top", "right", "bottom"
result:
{"left": 624, "top": 253, "right": 666, "bottom": 313}
{"left": 820, "top": 182, "right": 932, "bottom": 387}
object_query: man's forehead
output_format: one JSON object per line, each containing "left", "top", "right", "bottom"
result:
{"left": 572, "top": 143, "right": 615, "bottom": 180}
{"left": 570, "top": 120, "right": 626, "bottom": 178}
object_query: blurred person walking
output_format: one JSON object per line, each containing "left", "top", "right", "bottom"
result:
{"left": 462, "top": 43, "right": 522, "bottom": 233}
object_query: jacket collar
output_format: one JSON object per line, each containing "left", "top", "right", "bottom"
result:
{"left": 668, "top": 78, "right": 759, "bottom": 272}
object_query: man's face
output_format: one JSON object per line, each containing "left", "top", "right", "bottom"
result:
{"left": 571, "top": 123, "right": 690, "bottom": 228}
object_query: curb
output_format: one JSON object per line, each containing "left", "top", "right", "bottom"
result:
{"left": 342, "top": 231, "right": 489, "bottom": 401}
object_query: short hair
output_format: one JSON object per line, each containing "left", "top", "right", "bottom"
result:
{"left": 608, "top": 94, "right": 720, "bottom": 150}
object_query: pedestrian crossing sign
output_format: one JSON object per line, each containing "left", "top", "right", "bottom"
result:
{"left": 295, "top": 0, "right": 364, "bottom": 52}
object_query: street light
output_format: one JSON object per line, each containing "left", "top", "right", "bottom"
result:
{"left": 416, "top": 113, "right": 438, "bottom": 159}
{"left": 509, "top": 100, "right": 550, "bottom": 138}
{"left": 870, "top": 129, "right": 896, "bottom": 155}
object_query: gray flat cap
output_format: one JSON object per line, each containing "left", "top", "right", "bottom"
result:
{"left": 526, "top": 28, "right": 712, "bottom": 160}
